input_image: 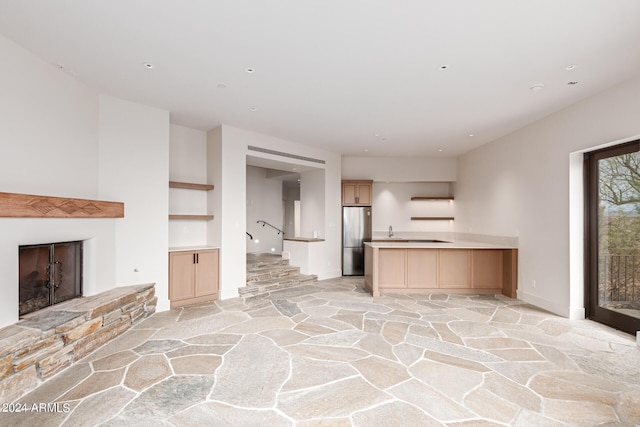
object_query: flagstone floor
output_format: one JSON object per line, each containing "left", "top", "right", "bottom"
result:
{"left": 2, "top": 277, "right": 639, "bottom": 426}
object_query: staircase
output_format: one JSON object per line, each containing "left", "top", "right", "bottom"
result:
{"left": 239, "top": 253, "right": 317, "bottom": 300}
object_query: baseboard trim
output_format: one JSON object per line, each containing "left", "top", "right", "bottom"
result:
{"left": 516, "top": 290, "right": 570, "bottom": 318}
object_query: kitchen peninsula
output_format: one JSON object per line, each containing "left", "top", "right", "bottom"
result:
{"left": 364, "top": 240, "right": 517, "bottom": 298}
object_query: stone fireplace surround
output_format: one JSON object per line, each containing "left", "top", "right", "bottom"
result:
{"left": 0, "top": 283, "right": 156, "bottom": 403}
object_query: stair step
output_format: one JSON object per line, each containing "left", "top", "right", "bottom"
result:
{"left": 246, "top": 266, "right": 300, "bottom": 282}
{"left": 239, "top": 274, "right": 318, "bottom": 298}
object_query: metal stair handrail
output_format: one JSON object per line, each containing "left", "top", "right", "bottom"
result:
{"left": 256, "top": 220, "right": 285, "bottom": 235}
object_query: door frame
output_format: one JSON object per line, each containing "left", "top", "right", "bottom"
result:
{"left": 584, "top": 139, "right": 640, "bottom": 334}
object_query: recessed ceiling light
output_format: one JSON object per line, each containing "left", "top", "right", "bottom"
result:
{"left": 250, "top": 106, "right": 257, "bottom": 112}
{"left": 143, "top": 63, "right": 154, "bottom": 69}
{"left": 364, "top": 149, "right": 369, "bottom": 152}
{"left": 565, "top": 64, "right": 576, "bottom": 71}
{"left": 438, "top": 149, "right": 444, "bottom": 152}
{"left": 374, "top": 134, "right": 380, "bottom": 137}
{"left": 567, "top": 81, "right": 578, "bottom": 85}
{"left": 529, "top": 84, "right": 544, "bottom": 92}
{"left": 469, "top": 134, "right": 474, "bottom": 137}
{"left": 217, "top": 84, "right": 227, "bottom": 89}
{"left": 245, "top": 67, "right": 255, "bottom": 73}
{"left": 439, "top": 65, "right": 449, "bottom": 70}
{"left": 292, "top": 168, "right": 297, "bottom": 171}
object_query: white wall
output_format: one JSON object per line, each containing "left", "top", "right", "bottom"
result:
{"left": 455, "top": 73, "right": 640, "bottom": 318}
{"left": 208, "top": 125, "right": 342, "bottom": 298}
{"left": 342, "top": 156, "right": 456, "bottom": 182}
{"left": 98, "top": 95, "right": 170, "bottom": 312}
{"left": 283, "top": 185, "right": 300, "bottom": 237}
{"left": 169, "top": 124, "right": 208, "bottom": 247}
{"left": 300, "top": 169, "right": 326, "bottom": 238}
{"left": 246, "top": 166, "right": 284, "bottom": 254}
{"left": 372, "top": 182, "right": 454, "bottom": 235}
{"left": 0, "top": 34, "right": 172, "bottom": 327}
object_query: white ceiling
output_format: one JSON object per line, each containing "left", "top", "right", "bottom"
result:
{"left": 2, "top": 1, "right": 640, "bottom": 157}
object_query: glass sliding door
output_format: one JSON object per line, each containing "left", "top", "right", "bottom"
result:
{"left": 586, "top": 140, "right": 640, "bottom": 334}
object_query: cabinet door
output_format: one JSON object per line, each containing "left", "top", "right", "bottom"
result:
{"left": 471, "top": 250, "right": 503, "bottom": 289}
{"left": 342, "top": 183, "right": 357, "bottom": 205}
{"left": 407, "top": 249, "right": 437, "bottom": 289}
{"left": 169, "top": 251, "right": 195, "bottom": 301}
{"left": 378, "top": 248, "right": 406, "bottom": 288}
{"left": 356, "top": 183, "right": 372, "bottom": 205}
{"left": 195, "top": 249, "right": 219, "bottom": 297}
{"left": 438, "top": 250, "right": 470, "bottom": 288}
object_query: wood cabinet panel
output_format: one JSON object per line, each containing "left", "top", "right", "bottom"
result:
{"left": 342, "top": 180, "right": 372, "bottom": 206}
{"left": 407, "top": 249, "right": 438, "bottom": 289}
{"left": 169, "top": 251, "right": 196, "bottom": 301}
{"left": 438, "top": 249, "right": 470, "bottom": 288}
{"left": 378, "top": 248, "right": 406, "bottom": 288}
{"left": 169, "top": 249, "right": 219, "bottom": 307}
{"left": 471, "top": 250, "right": 503, "bottom": 289}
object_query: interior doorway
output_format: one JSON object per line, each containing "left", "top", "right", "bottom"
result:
{"left": 585, "top": 139, "right": 640, "bottom": 334}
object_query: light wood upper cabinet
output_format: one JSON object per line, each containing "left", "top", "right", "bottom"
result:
{"left": 342, "top": 180, "right": 373, "bottom": 206}
{"left": 169, "top": 248, "right": 219, "bottom": 307}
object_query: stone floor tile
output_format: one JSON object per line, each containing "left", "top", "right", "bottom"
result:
{"left": 431, "top": 322, "right": 464, "bottom": 345}
{"left": 278, "top": 377, "right": 391, "bottom": 420}
{"left": 91, "top": 350, "right": 139, "bottom": 371}
{"left": 259, "top": 328, "right": 310, "bottom": 346}
{"left": 356, "top": 333, "right": 397, "bottom": 361}
{"left": 409, "top": 360, "right": 484, "bottom": 403}
{"left": 298, "top": 298, "right": 329, "bottom": 308}
{"left": 166, "top": 344, "right": 233, "bottom": 358}
{"left": 18, "top": 362, "right": 91, "bottom": 404}
{"left": 406, "top": 334, "right": 502, "bottom": 364}
{"left": 295, "top": 319, "right": 337, "bottom": 335}
{"left": 409, "top": 324, "right": 440, "bottom": 339}
{"left": 209, "top": 334, "right": 290, "bottom": 407}
{"left": 117, "top": 376, "right": 214, "bottom": 421}
{"left": 183, "top": 332, "right": 241, "bottom": 346}
{"left": 131, "top": 315, "right": 178, "bottom": 330}
{"left": 362, "top": 318, "right": 384, "bottom": 334}
{"left": 327, "top": 300, "right": 393, "bottom": 314}
{"left": 331, "top": 311, "right": 364, "bottom": 330}
{"left": 170, "top": 355, "right": 221, "bottom": 375}
{"left": 133, "top": 339, "right": 186, "bottom": 355}
{"left": 616, "top": 389, "right": 640, "bottom": 424}
{"left": 381, "top": 321, "right": 409, "bottom": 345}
{"left": 245, "top": 305, "right": 282, "bottom": 318}
{"left": 422, "top": 350, "right": 490, "bottom": 373}
{"left": 83, "top": 329, "right": 157, "bottom": 361}
{"left": 531, "top": 344, "right": 580, "bottom": 370}
{"left": 281, "top": 355, "right": 358, "bottom": 392}
{"left": 350, "top": 356, "right": 411, "bottom": 389}
{"left": 463, "top": 387, "right": 520, "bottom": 424}
{"left": 169, "top": 401, "right": 293, "bottom": 427}
{"left": 485, "top": 360, "right": 556, "bottom": 385}
{"left": 352, "top": 400, "right": 441, "bottom": 427}
{"left": 570, "top": 351, "right": 640, "bottom": 386}
{"left": 302, "top": 329, "right": 366, "bottom": 346}
{"left": 446, "top": 420, "right": 505, "bottom": 427}
{"left": 153, "top": 311, "right": 251, "bottom": 339}
{"left": 296, "top": 418, "right": 352, "bottom": 427}
{"left": 58, "top": 367, "right": 126, "bottom": 401}
{"left": 482, "top": 372, "right": 541, "bottom": 412}
{"left": 393, "top": 343, "right": 424, "bottom": 366}
{"left": 448, "top": 320, "right": 505, "bottom": 338}
{"left": 219, "top": 316, "right": 296, "bottom": 334}
{"left": 529, "top": 373, "right": 618, "bottom": 405}
{"left": 488, "top": 348, "right": 545, "bottom": 361}
{"left": 389, "top": 378, "right": 473, "bottom": 421}
{"left": 464, "top": 337, "right": 531, "bottom": 350}
{"left": 303, "top": 316, "right": 358, "bottom": 332}
{"left": 511, "top": 409, "right": 567, "bottom": 427}
{"left": 286, "top": 344, "right": 369, "bottom": 362}
{"left": 124, "top": 354, "right": 172, "bottom": 392}
{"left": 62, "top": 386, "right": 135, "bottom": 426}
{"left": 489, "top": 307, "right": 521, "bottom": 324}
{"left": 543, "top": 399, "right": 619, "bottom": 425}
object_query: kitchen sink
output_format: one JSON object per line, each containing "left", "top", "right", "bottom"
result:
{"left": 407, "top": 239, "right": 451, "bottom": 243}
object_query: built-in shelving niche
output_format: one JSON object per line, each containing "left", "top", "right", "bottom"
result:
{"left": 168, "top": 181, "right": 214, "bottom": 221}
{"left": 410, "top": 195, "right": 454, "bottom": 221}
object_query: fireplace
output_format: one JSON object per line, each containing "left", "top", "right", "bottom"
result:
{"left": 19, "top": 241, "right": 83, "bottom": 317}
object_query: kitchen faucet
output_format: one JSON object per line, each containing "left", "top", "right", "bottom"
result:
{"left": 388, "top": 225, "right": 393, "bottom": 238}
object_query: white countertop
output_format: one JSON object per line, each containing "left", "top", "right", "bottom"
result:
{"left": 365, "top": 240, "right": 516, "bottom": 249}
{"left": 168, "top": 245, "right": 220, "bottom": 252}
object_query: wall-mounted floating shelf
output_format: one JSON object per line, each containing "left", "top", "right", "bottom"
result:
{"left": 411, "top": 217, "right": 454, "bottom": 221}
{"left": 410, "top": 196, "right": 454, "bottom": 201}
{"left": 169, "top": 214, "right": 214, "bottom": 221}
{"left": 169, "top": 181, "right": 214, "bottom": 191}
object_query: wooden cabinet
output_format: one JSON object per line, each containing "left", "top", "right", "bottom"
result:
{"left": 471, "top": 250, "right": 503, "bottom": 289}
{"left": 438, "top": 249, "right": 470, "bottom": 288}
{"left": 407, "top": 249, "right": 438, "bottom": 289}
{"left": 169, "top": 248, "right": 219, "bottom": 307}
{"left": 378, "top": 248, "right": 406, "bottom": 288}
{"left": 342, "top": 180, "right": 372, "bottom": 206}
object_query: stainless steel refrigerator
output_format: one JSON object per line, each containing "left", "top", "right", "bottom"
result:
{"left": 342, "top": 206, "right": 372, "bottom": 276}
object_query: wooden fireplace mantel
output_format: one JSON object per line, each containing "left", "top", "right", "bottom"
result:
{"left": 0, "top": 192, "right": 124, "bottom": 218}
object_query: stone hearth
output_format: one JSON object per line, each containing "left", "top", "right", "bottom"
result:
{"left": 0, "top": 284, "right": 156, "bottom": 403}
